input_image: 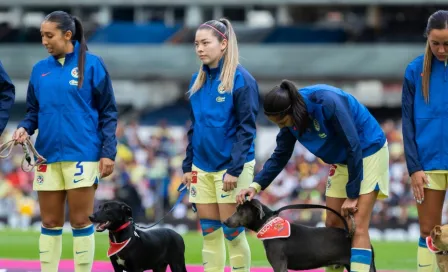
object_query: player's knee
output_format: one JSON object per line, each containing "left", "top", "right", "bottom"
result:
{"left": 200, "top": 219, "right": 223, "bottom": 239}
{"left": 42, "top": 220, "right": 64, "bottom": 229}
{"left": 70, "top": 218, "right": 91, "bottom": 229}
{"left": 222, "top": 225, "right": 245, "bottom": 242}
{"left": 325, "top": 214, "right": 345, "bottom": 229}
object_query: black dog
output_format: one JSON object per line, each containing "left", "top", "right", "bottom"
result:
{"left": 223, "top": 199, "right": 376, "bottom": 272}
{"left": 89, "top": 201, "right": 187, "bottom": 272}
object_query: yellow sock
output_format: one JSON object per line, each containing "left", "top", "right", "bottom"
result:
{"left": 418, "top": 237, "right": 437, "bottom": 272}
{"left": 72, "top": 224, "right": 95, "bottom": 272}
{"left": 39, "top": 226, "right": 62, "bottom": 272}
{"left": 223, "top": 226, "right": 251, "bottom": 272}
{"left": 200, "top": 219, "right": 226, "bottom": 272}
{"left": 325, "top": 265, "right": 345, "bottom": 272}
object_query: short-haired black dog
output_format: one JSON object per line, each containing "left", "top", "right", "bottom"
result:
{"left": 89, "top": 201, "right": 187, "bottom": 272}
{"left": 223, "top": 199, "right": 376, "bottom": 272}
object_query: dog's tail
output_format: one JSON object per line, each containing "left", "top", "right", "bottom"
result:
{"left": 274, "top": 203, "right": 356, "bottom": 238}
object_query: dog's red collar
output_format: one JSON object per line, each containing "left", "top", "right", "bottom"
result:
{"left": 427, "top": 236, "right": 442, "bottom": 254}
{"left": 111, "top": 221, "right": 131, "bottom": 233}
{"left": 256, "top": 216, "right": 291, "bottom": 240}
{"left": 108, "top": 238, "right": 132, "bottom": 257}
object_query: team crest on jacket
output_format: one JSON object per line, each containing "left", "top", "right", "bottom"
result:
{"left": 218, "top": 84, "right": 226, "bottom": 94}
{"left": 71, "top": 67, "right": 79, "bottom": 78}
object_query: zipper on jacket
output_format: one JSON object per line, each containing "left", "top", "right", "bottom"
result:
{"left": 444, "top": 58, "right": 447, "bottom": 82}
{"left": 58, "top": 62, "right": 63, "bottom": 161}
{"left": 208, "top": 74, "right": 212, "bottom": 95}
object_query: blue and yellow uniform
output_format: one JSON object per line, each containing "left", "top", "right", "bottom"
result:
{"left": 402, "top": 54, "right": 448, "bottom": 188}
{"left": 402, "top": 54, "right": 448, "bottom": 272}
{"left": 0, "top": 61, "right": 16, "bottom": 134}
{"left": 182, "top": 59, "right": 259, "bottom": 272}
{"left": 252, "top": 84, "right": 389, "bottom": 272}
{"left": 182, "top": 60, "right": 259, "bottom": 204}
{"left": 18, "top": 41, "right": 118, "bottom": 191}
{"left": 251, "top": 84, "right": 389, "bottom": 200}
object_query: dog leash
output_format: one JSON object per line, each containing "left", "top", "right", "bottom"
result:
{"left": 134, "top": 183, "right": 191, "bottom": 229}
{"left": 273, "top": 203, "right": 356, "bottom": 238}
{"left": 0, "top": 138, "right": 47, "bottom": 172}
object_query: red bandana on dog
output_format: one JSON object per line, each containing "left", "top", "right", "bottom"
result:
{"left": 108, "top": 238, "right": 132, "bottom": 257}
{"left": 426, "top": 236, "right": 442, "bottom": 254}
{"left": 257, "top": 217, "right": 291, "bottom": 240}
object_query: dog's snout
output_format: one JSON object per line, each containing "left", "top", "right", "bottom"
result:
{"left": 88, "top": 215, "right": 95, "bottom": 222}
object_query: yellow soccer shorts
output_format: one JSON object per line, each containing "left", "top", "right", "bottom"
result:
{"left": 423, "top": 170, "right": 448, "bottom": 190}
{"left": 325, "top": 142, "right": 389, "bottom": 199}
{"left": 189, "top": 160, "right": 255, "bottom": 204}
{"left": 33, "top": 161, "right": 100, "bottom": 191}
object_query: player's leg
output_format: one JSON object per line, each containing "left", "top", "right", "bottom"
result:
{"left": 324, "top": 164, "right": 348, "bottom": 272}
{"left": 190, "top": 165, "right": 225, "bottom": 272}
{"left": 416, "top": 172, "right": 446, "bottom": 272}
{"left": 218, "top": 160, "right": 255, "bottom": 272}
{"left": 350, "top": 143, "right": 389, "bottom": 272}
{"left": 34, "top": 163, "right": 66, "bottom": 272}
{"left": 64, "top": 161, "right": 99, "bottom": 272}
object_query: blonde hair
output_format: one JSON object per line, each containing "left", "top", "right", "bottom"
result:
{"left": 422, "top": 41, "right": 432, "bottom": 104}
{"left": 189, "top": 18, "right": 239, "bottom": 96}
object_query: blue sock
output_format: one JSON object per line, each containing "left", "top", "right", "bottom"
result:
{"left": 350, "top": 248, "right": 372, "bottom": 272}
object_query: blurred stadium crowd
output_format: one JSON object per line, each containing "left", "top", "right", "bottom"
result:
{"left": 0, "top": 117, "right": 429, "bottom": 230}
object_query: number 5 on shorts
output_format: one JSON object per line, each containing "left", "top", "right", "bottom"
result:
{"left": 75, "top": 162, "right": 84, "bottom": 176}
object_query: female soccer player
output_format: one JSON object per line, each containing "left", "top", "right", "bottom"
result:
{"left": 238, "top": 80, "right": 389, "bottom": 272}
{"left": 402, "top": 10, "right": 448, "bottom": 272}
{"left": 13, "top": 11, "right": 117, "bottom": 272}
{"left": 181, "top": 18, "right": 260, "bottom": 272}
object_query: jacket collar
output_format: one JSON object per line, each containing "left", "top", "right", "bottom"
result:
{"left": 202, "top": 57, "right": 224, "bottom": 78}
{"left": 49, "top": 41, "right": 80, "bottom": 66}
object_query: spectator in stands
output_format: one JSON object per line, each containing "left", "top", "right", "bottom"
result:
{"left": 237, "top": 80, "right": 389, "bottom": 272}
{"left": 12, "top": 11, "right": 117, "bottom": 272}
{"left": 402, "top": 10, "right": 448, "bottom": 272}
{"left": 0, "top": 61, "right": 15, "bottom": 135}
{"left": 181, "top": 18, "right": 260, "bottom": 272}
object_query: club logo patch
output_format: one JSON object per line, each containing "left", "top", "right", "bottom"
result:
{"left": 71, "top": 67, "right": 79, "bottom": 78}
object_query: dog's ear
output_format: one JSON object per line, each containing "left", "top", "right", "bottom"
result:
{"left": 121, "top": 204, "right": 132, "bottom": 218}
{"left": 251, "top": 199, "right": 265, "bottom": 219}
{"left": 431, "top": 225, "right": 442, "bottom": 240}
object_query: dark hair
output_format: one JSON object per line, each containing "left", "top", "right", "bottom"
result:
{"left": 44, "top": 11, "right": 88, "bottom": 88}
{"left": 422, "top": 10, "right": 448, "bottom": 103}
{"left": 264, "top": 79, "right": 309, "bottom": 136}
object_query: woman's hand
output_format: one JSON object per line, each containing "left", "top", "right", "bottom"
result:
{"left": 236, "top": 187, "right": 257, "bottom": 205}
{"left": 99, "top": 158, "right": 115, "bottom": 178}
{"left": 12, "top": 127, "right": 29, "bottom": 144}
{"left": 411, "top": 170, "right": 430, "bottom": 204}
{"left": 181, "top": 172, "right": 192, "bottom": 189}
{"left": 222, "top": 173, "right": 238, "bottom": 192}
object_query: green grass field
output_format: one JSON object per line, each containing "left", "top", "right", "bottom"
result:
{"left": 0, "top": 229, "right": 417, "bottom": 271}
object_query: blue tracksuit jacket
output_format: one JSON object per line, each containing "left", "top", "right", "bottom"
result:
{"left": 402, "top": 54, "right": 448, "bottom": 174}
{"left": 18, "top": 41, "right": 118, "bottom": 163}
{"left": 254, "top": 84, "right": 386, "bottom": 199}
{"left": 182, "top": 60, "right": 260, "bottom": 177}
